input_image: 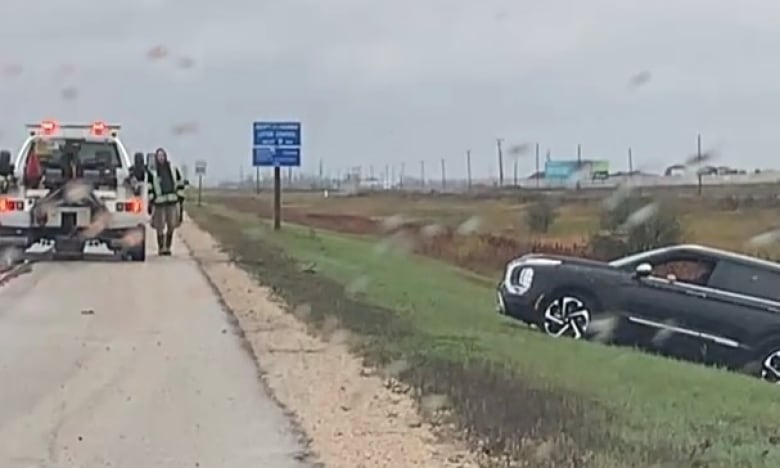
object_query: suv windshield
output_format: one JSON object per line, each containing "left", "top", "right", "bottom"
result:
{"left": 27, "top": 137, "right": 122, "bottom": 169}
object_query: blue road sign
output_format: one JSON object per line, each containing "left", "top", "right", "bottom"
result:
{"left": 252, "top": 147, "right": 300, "bottom": 167}
{"left": 253, "top": 122, "right": 301, "bottom": 147}
{"left": 252, "top": 121, "right": 301, "bottom": 167}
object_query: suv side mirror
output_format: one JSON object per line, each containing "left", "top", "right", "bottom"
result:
{"left": 183, "top": 179, "right": 190, "bottom": 186}
{"left": 0, "top": 150, "right": 13, "bottom": 177}
{"left": 132, "top": 152, "right": 146, "bottom": 180}
{"left": 634, "top": 262, "right": 653, "bottom": 278}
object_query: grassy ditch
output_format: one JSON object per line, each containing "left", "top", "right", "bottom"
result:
{"left": 188, "top": 202, "right": 780, "bottom": 468}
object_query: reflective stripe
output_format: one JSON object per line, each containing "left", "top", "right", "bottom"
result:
{"left": 149, "top": 165, "right": 183, "bottom": 205}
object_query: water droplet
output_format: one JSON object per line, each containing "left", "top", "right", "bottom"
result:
{"left": 456, "top": 216, "right": 481, "bottom": 235}
{"left": 146, "top": 45, "right": 169, "bottom": 60}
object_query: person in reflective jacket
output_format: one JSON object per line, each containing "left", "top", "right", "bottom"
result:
{"left": 147, "top": 147, "right": 185, "bottom": 255}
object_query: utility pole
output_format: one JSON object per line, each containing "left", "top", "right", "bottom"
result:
{"left": 420, "top": 160, "right": 425, "bottom": 188}
{"left": 513, "top": 158, "right": 518, "bottom": 186}
{"left": 628, "top": 147, "right": 634, "bottom": 175}
{"left": 466, "top": 150, "right": 472, "bottom": 190}
{"left": 318, "top": 159, "right": 323, "bottom": 181}
{"left": 400, "top": 162, "right": 405, "bottom": 188}
{"left": 440, "top": 158, "right": 446, "bottom": 189}
{"left": 496, "top": 138, "right": 504, "bottom": 186}
{"left": 273, "top": 167, "right": 281, "bottom": 230}
{"left": 385, "top": 164, "right": 390, "bottom": 186}
{"left": 697, "top": 133, "right": 702, "bottom": 161}
{"left": 697, "top": 133, "right": 703, "bottom": 195}
{"left": 577, "top": 144, "right": 582, "bottom": 164}
{"left": 535, "top": 143, "right": 540, "bottom": 189}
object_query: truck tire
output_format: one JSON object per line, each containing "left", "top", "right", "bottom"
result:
{"left": 127, "top": 242, "right": 146, "bottom": 262}
{"left": 126, "top": 229, "right": 146, "bottom": 262}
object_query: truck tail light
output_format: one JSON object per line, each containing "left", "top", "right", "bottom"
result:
{"left": 115, "top": 198, "right": 142, "bottom": 213}
{"left": 0, "top": 198, "right": 24, "bottom": 212}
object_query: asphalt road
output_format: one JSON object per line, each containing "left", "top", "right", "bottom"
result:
{"left": 0, "top": 241, "right": 309, "bottom": 467}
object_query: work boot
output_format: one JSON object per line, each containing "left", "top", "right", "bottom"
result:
{"left": 157, "top": 233, "right": 167, "bottom": 256}
{"left": 163, "top": 231, "right": 174, "bottom": 256}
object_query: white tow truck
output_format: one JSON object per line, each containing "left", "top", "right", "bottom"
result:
{"left": 0, "top": 120, "right": 149, "bottom": 261}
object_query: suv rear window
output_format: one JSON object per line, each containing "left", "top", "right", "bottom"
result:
{"left": 27, "top": 138, "right": 122, "bottom": 169}
{"left": 707, "top": 260, "right": 780, "bottom": 301}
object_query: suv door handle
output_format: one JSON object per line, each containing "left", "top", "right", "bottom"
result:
{"left": 685, "top": 289, "right": 707, "bottom": 298}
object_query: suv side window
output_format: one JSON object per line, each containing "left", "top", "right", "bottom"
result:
{"left": 707, "top": 260, "right": 780, "bottom": 301}
{"left": 651, "top": 258, "right": 716, "bottom": 286}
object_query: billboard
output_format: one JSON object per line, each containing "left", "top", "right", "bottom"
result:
{"left": 544, "top": 159, "right": 610, "bottom": 180}
{"left": 544, "top": 160, "right": 579, "bottom": 179}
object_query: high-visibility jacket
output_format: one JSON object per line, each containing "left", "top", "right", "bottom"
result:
{"left": 148, "top": 163, "right": 185, "bottom": 205}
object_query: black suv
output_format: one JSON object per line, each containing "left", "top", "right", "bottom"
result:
{"left": 497, "top": 244, "right": 780, "bottom": 383}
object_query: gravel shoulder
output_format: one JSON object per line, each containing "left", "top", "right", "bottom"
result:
{"left": 179, "top": 215, "right": 479, "bottom": 468}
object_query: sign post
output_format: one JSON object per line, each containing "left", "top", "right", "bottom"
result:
{"left": 252, "top": 121, "right": 301, "bottom": 230}
{"left": 195, "top": 160, "right": 207, "bottom": 206}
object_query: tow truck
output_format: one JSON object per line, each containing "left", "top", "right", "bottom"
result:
{"left": 0, "top": 120, "right": 149, "bottom": 261}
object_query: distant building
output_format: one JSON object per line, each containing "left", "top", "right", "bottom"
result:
{"left": 664, "top": 164, "right": 687, "bottom": 176}
{"left": 544, "top": 159, "right": 609, "bottom": 181}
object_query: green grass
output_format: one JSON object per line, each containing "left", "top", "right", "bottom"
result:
{"left": 190, "top": 202, "right": 780, "bottom": 467}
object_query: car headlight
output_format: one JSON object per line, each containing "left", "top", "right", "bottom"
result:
{"left": 505, "top": 266, "right": 534, "bottom": 295}
{"left": 518, "top": 267, "right": 534, "bottom": 288}
{"left": 502, "top": 257, "right": 559, "bottom": 296}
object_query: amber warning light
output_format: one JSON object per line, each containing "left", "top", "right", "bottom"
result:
{"left": 40, "top": 120, "right": 58, "bottom": 135}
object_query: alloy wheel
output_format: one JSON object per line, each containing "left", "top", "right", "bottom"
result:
{"left": 761, "top": 350, "right": 780, "bottom": 384}
{"left": 543, "top": 296, "right": 591, "bottom": 339}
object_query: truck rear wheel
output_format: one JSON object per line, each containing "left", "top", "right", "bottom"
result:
{"left": 125, "top": 230, "right": 146, "bottom": 262}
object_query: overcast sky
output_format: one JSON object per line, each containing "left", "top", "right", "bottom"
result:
{"left": 0, "top": 0, "right": 778, "bottom": 181}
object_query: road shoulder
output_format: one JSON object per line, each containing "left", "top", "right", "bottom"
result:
{"left": 178, "top": 216, "right": 478, "bottom": 468}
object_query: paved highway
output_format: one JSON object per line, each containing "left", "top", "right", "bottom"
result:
{"left": 0, "top": 236, "right": 308, "bottom": 468}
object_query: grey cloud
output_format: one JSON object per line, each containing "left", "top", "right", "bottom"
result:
{"left": 0, "top": 0, "right": 777, "bottom": 180}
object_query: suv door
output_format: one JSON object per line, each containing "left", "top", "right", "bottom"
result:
{"left": 616, "top": 256, "right": 721, "bottom": 363}
{"left": 687, "top": 260, "right": 780, "bottom": 367}
{"left": 620, "top": 277, "right": 718, "bottom": 363}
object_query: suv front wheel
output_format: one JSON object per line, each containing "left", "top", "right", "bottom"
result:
{"left": 539, "top": 291, "right": 597, "bottom": 340}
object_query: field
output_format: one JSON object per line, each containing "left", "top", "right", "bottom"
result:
{"left": 204, "top": 189, "right": 780, "bottom": 272}
{"left": 189, "top": 189, "right": 780, "bottom": 467}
